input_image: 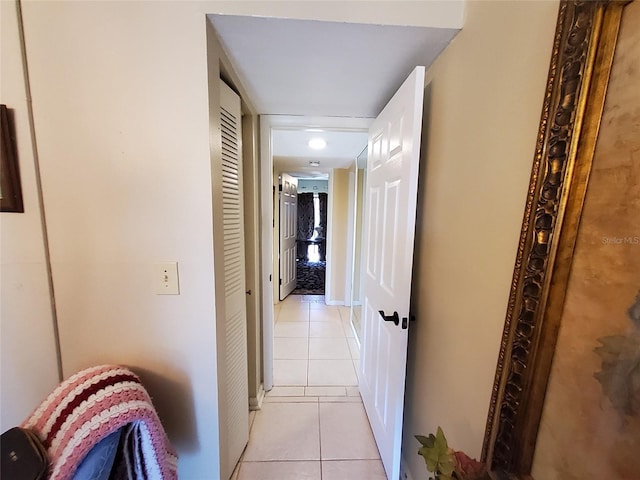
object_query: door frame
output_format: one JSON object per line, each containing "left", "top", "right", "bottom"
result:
{"left": 259, "top": 115, "right": 372, "bottom": 391}
{"left": 325, "top": 170, "right": 335, "bottom": 303}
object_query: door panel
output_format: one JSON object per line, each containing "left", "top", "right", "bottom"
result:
{"left": 381, "top": 179, "right": 401, "bottom": 294}
{"left": 359, "top": 66, "right": 425, "bottom": 480}
{"left": 279, "top": 173, "right": 298, "bottom": 300}
{"left": 366, "top": 186, "right": 381, "bottom": 278}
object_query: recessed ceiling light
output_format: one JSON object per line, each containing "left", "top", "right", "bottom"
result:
{"left": 309, "top": 161, "right": 320, "bottom": 167}
{"left": 308, "top": 138, "right": 327, "bottom": 150}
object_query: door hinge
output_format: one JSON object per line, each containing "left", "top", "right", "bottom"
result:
{"left": 279, "top": 278, "right": 282, "bottom": 285}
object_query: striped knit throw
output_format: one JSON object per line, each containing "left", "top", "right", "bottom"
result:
{"left": 22, "top": 365, "right": 178, "bottom": 480}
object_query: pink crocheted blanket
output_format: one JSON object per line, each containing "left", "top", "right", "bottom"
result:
{"left": 22, "top": 365, "right": 178, "bottom": 480}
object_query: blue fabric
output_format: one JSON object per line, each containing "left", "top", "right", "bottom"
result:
{"left": 72, "top": 428, "right": 121, "bottom": 480}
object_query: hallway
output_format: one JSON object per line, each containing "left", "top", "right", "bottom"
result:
{"left": 232, "top": 296, "right": 386, "bottom": 479}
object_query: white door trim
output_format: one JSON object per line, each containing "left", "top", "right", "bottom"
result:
{"left": 324, "top": 170, "right": 334, "bottom": 304}
{"left": 259, "top": 118, "right": 275, "bottom": 391}
{"left": 259, "top": 115, "right": 372, "bottom": 390}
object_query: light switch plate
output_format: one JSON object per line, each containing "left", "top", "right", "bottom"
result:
{"left": 155, "top": 262, "right": 180, "bottom": 295}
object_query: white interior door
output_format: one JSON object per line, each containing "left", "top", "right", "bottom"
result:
{"left": 279, "top": 173, "right": 298, "bottom": 300}
{"left": 359, "top": 66, "right": 425, "bottom": 480}
{"left": 217, "top": 80, "right": 249, "bottom": 480}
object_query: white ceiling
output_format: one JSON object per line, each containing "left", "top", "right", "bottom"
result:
{"left": 208, "top": 14, "right": 459, "bottom": 171}
{"left": 209, "top": 14, "right": 458, "bottom": 118}
{"left": 273, "top": 129, "right": 368, "bottom": 176}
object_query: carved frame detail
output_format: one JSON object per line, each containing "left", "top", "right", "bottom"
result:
{"left": 482, "top": 1, "right": 627, "bottom": 477}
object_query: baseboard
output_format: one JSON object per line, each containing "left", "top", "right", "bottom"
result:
{"left": 249, "top": 383, "right": 265, "bottom": 411}
{"left": 324, "top": 299, "right": 343, "bottom": 306}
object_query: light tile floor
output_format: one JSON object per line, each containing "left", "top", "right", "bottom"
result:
{"left": 232, "top": 295, "right": 386, "bottom": 480}
{"left": 273, "top": 295, "right": 358, "bottom": 387}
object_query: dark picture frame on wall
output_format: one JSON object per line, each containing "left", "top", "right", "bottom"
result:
{"left": 483, "top": 1, "right": 638, "bottom": 478}
{"left": 1, "top": 104, "right": 24, "bottom": 213}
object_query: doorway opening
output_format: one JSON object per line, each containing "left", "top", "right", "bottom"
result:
{"left": 206, "top": 7, "right": 456, "bottom": 477}
{"left": 268, "top": 123, "right": 370, "bottom": 413}
{"left": 292, "top": 180, "right": 328, "bottom": 295}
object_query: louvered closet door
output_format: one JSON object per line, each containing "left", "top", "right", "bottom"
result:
{"left": 217, "top": 80, "right": 249, "bottom": 480}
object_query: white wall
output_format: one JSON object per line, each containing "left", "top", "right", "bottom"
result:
{"left": 0, "top": 0, "right": 60, "bottom": 431}
{"left": 20, "top": 2, "right": 220, "bottom": 478}
{"left": 402, "top": 2, "right": 560, "bottom": 479}
{"left": 326, "top": 169, "right": 350, "bottom": 303}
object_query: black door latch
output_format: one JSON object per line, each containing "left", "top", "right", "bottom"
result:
{"left": 378, "top": 310, "right": 399, "bottom": 326}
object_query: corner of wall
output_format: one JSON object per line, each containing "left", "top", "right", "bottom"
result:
{"left": 0, "top": 0, "right": 60, "bottom": 431}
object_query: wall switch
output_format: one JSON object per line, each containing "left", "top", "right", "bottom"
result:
{"left": 155, "top": 262, "right": 180, "bottom": 295}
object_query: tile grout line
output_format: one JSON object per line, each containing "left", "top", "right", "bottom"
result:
{"left": 318, "top": 400, "right": 323, "bottom": 480}
{"left": 272, "top": 297, "right": 369, "bottom": 478}
{"left": 306, "top": 302, "right": 311, "bottom": 389}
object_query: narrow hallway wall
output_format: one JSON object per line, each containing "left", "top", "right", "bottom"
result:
{"left": 327, "top": 169, "right": 350, "bottom": 304}
{"left": 403, "top": 1, "right": 560, "bottom": 479}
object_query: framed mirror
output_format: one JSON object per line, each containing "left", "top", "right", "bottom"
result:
{"left": 483, "top": 1, "right": 639, "bottom": 478}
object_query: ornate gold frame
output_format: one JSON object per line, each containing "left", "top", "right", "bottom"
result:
{"left": 482, "top": 1, "right": 628, "bottom": 477}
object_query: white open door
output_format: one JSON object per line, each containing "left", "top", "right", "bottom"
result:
{"left": 359, "top": 66, "right": 425, "bottom": 480}
{"left": 279, "top": 173, "right": 298, "bottom": 300}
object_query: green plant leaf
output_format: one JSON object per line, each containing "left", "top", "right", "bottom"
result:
{"left": 426, "top": 447, "right": 440, "bottom": 472}
{"left": 417, "top": 427, "right": 457, "bottom": 477}
{"left": 438, "top": 452, "right": 456, "bottom": 477}
{"left": 435, "top": 427, "right": 448, "bottom": 451}
{"left": 416, "top": 435, "right": 435, "bottom": 447}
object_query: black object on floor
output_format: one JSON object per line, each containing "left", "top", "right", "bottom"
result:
{"left": 293, "top": 260, "right": 325, "bottom": 295}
